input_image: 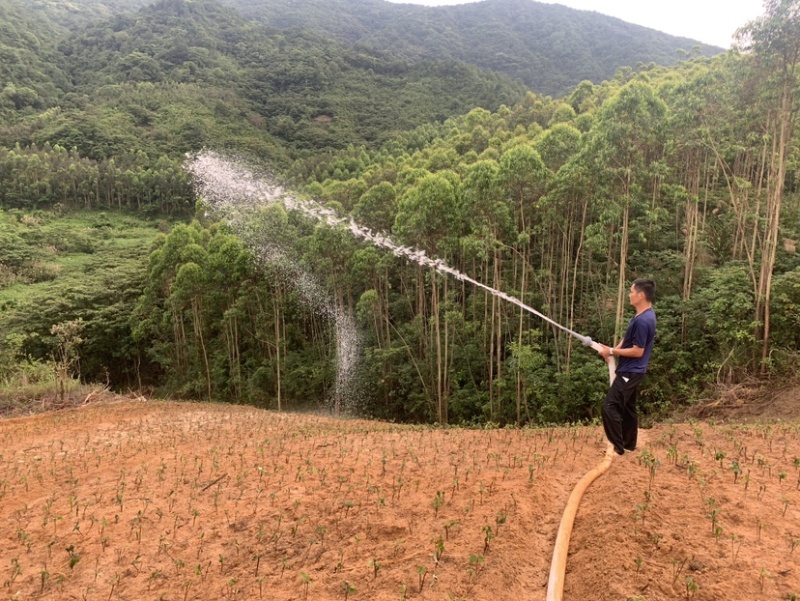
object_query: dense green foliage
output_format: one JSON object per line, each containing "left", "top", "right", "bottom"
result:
{"left": 16, "top": 0, "right": 722, "bottom": 98}
{"left": 1, "top": 0, "right": 527, "bottom": 165}
{"left": 0, "top": 210, "right": 163, "bottom": 390}
{"left": 225, "top": 0, "right": 722, "bottom": 97}
{"left": 0, "top": 0, "right": 798, "bottom": 425}
{"left": 0, "top": 0, "right": 70, "bottom": 111}
{"left": 124, "top": 53, "right": 798, "bottom": 424}
{"left": 0, "top": 144, "right": 192, "bottom": 213}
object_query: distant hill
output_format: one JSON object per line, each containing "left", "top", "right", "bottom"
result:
{"left": 0, "top": 0, "right": 71, "bottom": 109}
{"left": 1, "top": 0, "right": 528, "bottom": 159}
{"left": 222, "top": 0, "right": 723, "bottom": 96}
{"left": 21, "top": 0, "right": 722, "bottom": 97}
{"left": 22, "top": 0, "right": 151, "bottom": 30}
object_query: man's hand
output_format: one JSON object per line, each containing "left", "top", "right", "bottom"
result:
{"left": 597, "top": 344, "right": 613, "bottom": 359}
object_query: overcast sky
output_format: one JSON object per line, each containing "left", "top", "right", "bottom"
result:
{"left": 384, "top": 0, "right": 766, "bottom": 48}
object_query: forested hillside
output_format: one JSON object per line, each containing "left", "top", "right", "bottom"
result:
{"left": 0, "top": 0, "right": 70, "bottom": 108}
{"left": 21, "top": 0, "right": 722, "bottom": 97}
{"left": 0, "top": 0, "right": 798, "bottom": 425}
{"left": 225, "top": 0, "right": 722, "bottom": 96}
{"left": 1, "top": 0, "right": 527, "bottom": 165}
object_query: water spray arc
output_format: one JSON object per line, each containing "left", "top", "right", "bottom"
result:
{"left": 250, "top": 244, "right": 361, "bottom": 414}
{"left": 188, "top": 152, "right": 617, "bottom": 600}
{"left": 190, "top": 155, "right": 361, "bottom": 412}
{"left": 188, "top": 151, "right": 615, "bottom": 381}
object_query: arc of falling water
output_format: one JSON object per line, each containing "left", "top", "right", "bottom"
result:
{"left": 187, "top": 152, "right": 620, "bottom": 599}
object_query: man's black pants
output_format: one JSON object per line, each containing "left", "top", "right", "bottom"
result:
{"left": 601, "top": 372, "right": 645, "bottom": 455}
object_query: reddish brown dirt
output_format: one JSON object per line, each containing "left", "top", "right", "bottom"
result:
{"left": 1, "top": 400, "right": 799, "bottom": 600}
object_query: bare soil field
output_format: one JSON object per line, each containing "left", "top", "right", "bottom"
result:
{"left": 1, "top": 400, "right": 799, "bottom": 600}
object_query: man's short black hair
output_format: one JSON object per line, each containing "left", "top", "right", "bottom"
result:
{"left": 632, "top": 278, "right": 655, "bottom": 302}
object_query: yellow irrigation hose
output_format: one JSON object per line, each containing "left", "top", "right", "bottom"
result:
{"left": 545, "top": 350, "right": 616, "bottom": 601}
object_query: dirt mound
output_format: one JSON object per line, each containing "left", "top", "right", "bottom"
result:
{"left": 1, "top": 402, "right": 799, "bottom": 600}
{"left": 682, "top": 382, "right": 800, "bottom": 422}
{"left": 0, "top": 386, "right": 134, "bottom": 419}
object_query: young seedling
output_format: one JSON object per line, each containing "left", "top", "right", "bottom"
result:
{"left": 468, "top": 554, "right": 485, "bottom": 581}
{"left": 638, "top": 450, "right": 660, "bottom": 488}
{"left": 666, "top": 444, "right": 678, "bottom": 465}
{"left": 107, "top": 572, "right": 120, "bottom": 601}
{"left": 40, "top": 566, "right": 50, "bottom": 593}
{"left": 482, "top": 524, "right": 493, "bottom": 554}
{"left": 494, "top": 509, "right": 508, "bottom": 534}
{"left": 730, "top": 533, "right": 743, "bottom": 563}
{"left": 417, "top": 565, "right": 427, "bottom": 592}
{"left": 632, "top": 491, "right": 651, "bottom": 531}
{"left": 368, "top": 558, "right": 380, "bottom": 579}
{"left": 759, "top": 567, "right": 773, "bottom": 593}
{"left": 443, "top": 520, "right": 459, "bottom": 540}
{"left": 432, "top": 536, "right": 445, "bottom": 565}
{"left": 729, "top": 460, "right": 742, "bottom": 484}
{"left": 342, "top": 580, "right": 355, "bottom": 600}
{"left": 300, "top": 571, "right": 311, "bottom": 600}
{"left": 9, "top": 558, "right": 22, "bottom": 586}
{"left": 432, "top": 490, "right": 444, "bottom": 517}
{"left": 705, "top": 497, "right": 719, "bottom": 534}
{"left": 671, "top": 557, "right": 687, "bottom": 586}
{"left": 66, "top": 545, "right": 80, "bottom": 570}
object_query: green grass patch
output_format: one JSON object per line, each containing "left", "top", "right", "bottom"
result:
{"left": 0, "top": 207, "right": 170, "bottom": 387}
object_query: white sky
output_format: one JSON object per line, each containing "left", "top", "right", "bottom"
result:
{"left": 384, "top": 0, "right": 766, "bottom": 48}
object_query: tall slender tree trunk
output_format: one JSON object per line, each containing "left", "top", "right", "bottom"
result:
{"left": 567, "top": 197, "right": 589, "bottom": 370}
{"left": 191, "top": 298, "right": 212, "bottom": 402}
{"left": 273, "top": 287, "right": 282, "bottom": 411}
{"left": 760, "top": 72, "right": 794, "bottom": 365}
{"left": 615, "top": 185, "right": 631, "bottom": 341}
{"left": 488, "top": 250, "right": 499, "bottom": 422}
{"left": 433, "top": 271, "right": 445, "bottom": 423}
{"left": 515, "top": 251, "right": 526, "bottom": 425}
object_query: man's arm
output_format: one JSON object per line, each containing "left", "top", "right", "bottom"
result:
{"left": 598, "top": 344, "right": 644, "bottom": 359}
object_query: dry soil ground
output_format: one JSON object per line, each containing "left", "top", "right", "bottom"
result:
{"left": 1, "top": 399, "right": 800, "bottom": 601}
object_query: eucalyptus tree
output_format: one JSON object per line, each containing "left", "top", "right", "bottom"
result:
{"left": 582, "top": 81, "right": 668, "bottom": 339}
{"left": 736, "top": 0, "right": 800, "bottom": 364}
{"left": 497, "top": 144, "right": 551, "bottom": 421}
{"left": 458, "top": 158, "right": 511, "bottom": 421}
{"left": 393, "top": 172, "right": 460, "bottom": 423}
{"left": 133, "top": 223, "right": 207, "bottom": 393}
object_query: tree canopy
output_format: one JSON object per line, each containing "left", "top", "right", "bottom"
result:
{"left": 0, "top": 0, "right": 798, "bottom": 425}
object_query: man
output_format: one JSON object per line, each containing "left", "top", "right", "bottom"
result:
{"left": 597, "top": 278, "right": 656, "bottom": 455}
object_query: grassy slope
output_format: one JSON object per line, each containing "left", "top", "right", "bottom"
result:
{"left": 0, "top": 209, "right": 167, "bottom": 391}
{"left": 0, "top": 210, "right": 162, "bottom": 307}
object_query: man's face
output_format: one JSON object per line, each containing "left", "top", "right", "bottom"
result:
{"left": 629, "top": 284, "right": 644, "bottom": 306}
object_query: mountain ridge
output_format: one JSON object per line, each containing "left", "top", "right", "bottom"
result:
{"left": 222, "top": 0, "right": 723, "bottom": 95}
{"left": 19, "top": 0, "right": 722, "bottom": 97}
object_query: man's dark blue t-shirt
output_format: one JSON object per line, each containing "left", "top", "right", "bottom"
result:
{"left": 617, "top": 307, "right": 656, "bottom": 374}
